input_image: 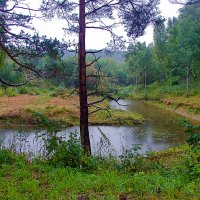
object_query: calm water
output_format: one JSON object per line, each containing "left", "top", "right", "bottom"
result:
{"left": 0, "top": 100, "right": 187, "bottom": 156}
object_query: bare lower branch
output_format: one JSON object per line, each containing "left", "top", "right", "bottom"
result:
{"left": 87, "top": 90, "right": 113, "bottom": 96}
{"left": 86, "top": 0, "right": 119, "bottom": 16}
{"left": 87, "top": 74, "right": 111, "bottom": 78}
{"left": 89, "top": 104, "right": 111, "bottom": 116}
{"left": 86, "top": 56, "right": 101, "bottom": 67}
{"left": 87, "top": 96, "right": 106, "bottom": 106}
{"left": 0, "top": 78, "right": 29, "bottom": 87}
{"left": 67, "top": 88, "right": 79, "bottom": 97}
{"left": 89, "top": 107, "right": 111, "bottom": 116}
{"left": 0, "top": 41, "right": 43, "bottom": 77}
{"left": 86, "top": 49, "right": 103, "bottom": 54}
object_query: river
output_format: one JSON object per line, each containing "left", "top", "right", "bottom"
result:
{"left": 0, "top": 100, "right": 187, "bottom": 157}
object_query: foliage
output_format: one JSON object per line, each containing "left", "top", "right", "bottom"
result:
{"left": 125, "top": 78, "right": 200, "bottom": 100}
{"left": 32, "top": 112, "right": 83, "bottom": 167}
{"left": 0, "top": 60, "right": 24, "bottom": 90}
{"left": 125, "top": 42, "right": 154, "bottom": 86}
{"left": 98, "top": 58, "right": 129, "bottom": 86}
{"left": 32, "top": 112, "right": 63, "bottom": 134}
{"left": 180, "top": 118, "right": 200, "bottom": 148}
{"left": 47, "top": 56, "right": 79, "bottom": 88}
{"left": 0, "top": 149, "right": 16, "bottom": 165}
{"left": 125, "top": 4, "right": 200, "bottom": 98}
{"left": 31, "top": 111, "right": 143, "bottom": 168}
{"left": 119, "top": 144, "right": 144, "bottom": 172}
{"left": 0, "top": 0, "right": 66, "bottom": 86}
{"left": 45, "top": 131, "right": 83, "bottom": 168}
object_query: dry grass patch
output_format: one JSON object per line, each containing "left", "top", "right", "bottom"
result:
{"left": 162, "top": 96, "right": 200, "bottom": 109}
{"left": 0, "top": 94, "right": 144, "bottom": 127}
{"left": 160, "top": 96, "right": 200, "bottom": 122}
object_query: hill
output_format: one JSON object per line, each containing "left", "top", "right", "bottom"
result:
{"left": 64, "top": 49, "right": 125, "bottom": 62}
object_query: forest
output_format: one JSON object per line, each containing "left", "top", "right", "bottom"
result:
{"left": 0, "top": 0, "right": 200, "bottom": 199}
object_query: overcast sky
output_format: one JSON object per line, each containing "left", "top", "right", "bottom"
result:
{"left": 30, "top": 0, "right": 182, "bottom": 49}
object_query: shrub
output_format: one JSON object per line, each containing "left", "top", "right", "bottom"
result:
{"left": 180, "top": 118, "right": 200, "bottom": 148}
{"left": 119, "top": 144, "right": 144, "bottom": 172}
{"left": 46, "top": 131, "right": 83, "bottom": 168}
{"left": 0, "top": 149, "right": 15, "bottom": 164}
{"left": 32, "top": 112, "right": 83, "bottom": 168}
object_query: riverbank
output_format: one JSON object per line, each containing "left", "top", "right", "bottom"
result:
{"left": 134, "top": 96, "right": 200, "bottom": 122}
{"left": 122, "top": 84, "right": 200, "bottom": 122}
{"left": 0, "top": 94, "right": 144, "bottom": 127}
{"left": 149, "top": 97, "right": 200, "bottom": 122}
{"left": 0, "top": 144, "right": 199, "bottom": 199}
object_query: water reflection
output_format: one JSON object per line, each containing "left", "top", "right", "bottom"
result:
{"left": 0, "top": 100, "right": 187, "bottom": 157}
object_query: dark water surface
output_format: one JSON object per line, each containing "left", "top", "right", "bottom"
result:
{"left": 0, "top": 100, "right": 187, "bottom": 156}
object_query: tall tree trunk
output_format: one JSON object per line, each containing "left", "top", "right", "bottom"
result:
{"left": 144, "top": 70, "right": 147, "bottom": 99}
{"left": 186, "top": 64, "right": 189, "bottom": 98}
{"left": 136, "top": 76, "right": 138, "bottom": 87}
{"left": 144, "top": 70, "right": 147, "bottom": 89}
{"left": 78, "top": 0, "right": 91, "bottom": 155}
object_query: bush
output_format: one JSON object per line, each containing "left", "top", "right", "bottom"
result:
{"left": 0, "top": 149, "right": 27, "bottom": 166}
{"left": 46, "top": 131, "right": 83, "bottom": 168}
{"left": 32, "top": 112, "right": 83, "bottom": 168}
{"left": 180, "top": 118, "right": 200, "bottom": 148}
{"left": 119, "top": 144, "right": 145, "bottom": 172}
{"left": 0, "top": 149, "right": 16, "bottom": 165}
{"left": 50, "top": 87, "right": 67, "bottom": 97}
{"left": 18, "top": 86, "right": 29, "bottom": 94}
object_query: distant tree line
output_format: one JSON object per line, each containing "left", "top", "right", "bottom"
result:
{"left": 125, "top": 4, "right": 200, "bottom": 97}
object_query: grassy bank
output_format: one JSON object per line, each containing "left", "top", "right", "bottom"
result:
{"left": 0, "top": 144, "right": 200, "bottom": 199}
{"left": 119, "top": 82, "right": 200, "bottom": 122}
{"left": 0, "top": 91, "right": 144, "bottom": 127}
{"left": 151, "top": 97, "right": 200, "bottom": 122}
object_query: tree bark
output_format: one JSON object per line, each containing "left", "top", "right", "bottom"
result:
{"left": 144, "top": 70, "right": 147, "bottom": 89}
{"left": 186, "top": 64, "right": 189, "bottom": 98}
{"left": 136, "top": 76, "right": 138, "bottom": 87}
{"left": 144, "top": 70, "right": 147, "bottom": 98}
{"left": 78, "top": 0, "right": 91, "bottom": 155}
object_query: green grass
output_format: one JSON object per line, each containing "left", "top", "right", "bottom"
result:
{"left": 0, "top": 81, "right": 57, "bottom": 97}
{"left": 118, "top": 79, "right": 200, "bottom": 100}
{"left": 92, "top": 109, "right": 144, "bottom": 125}
{"left": 0, "top": 145, "right": 200, "bottom": 199}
